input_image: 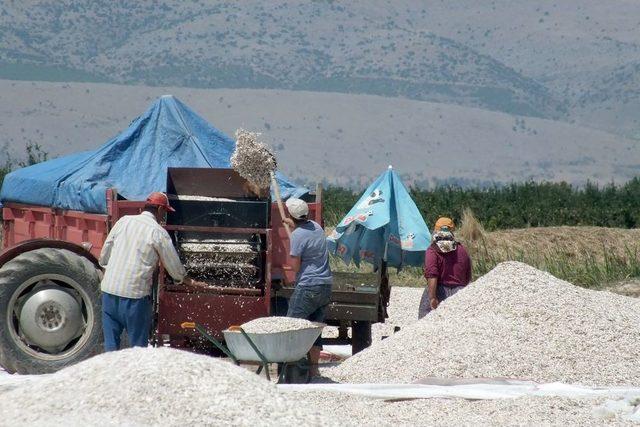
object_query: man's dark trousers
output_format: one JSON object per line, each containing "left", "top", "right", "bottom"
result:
{"left": 102, "top": 292, "right": 151, "bottom": 351}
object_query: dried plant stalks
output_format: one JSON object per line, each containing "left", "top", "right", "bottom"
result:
{"left": 231, "top": 129, "right": 277, "bottom": 189}
{"left": 458, "top": 207, "right": 486, "bottom": 243}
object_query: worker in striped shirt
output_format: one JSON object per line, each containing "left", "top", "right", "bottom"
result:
{"left": 99, "top": 192, "right": 200, "bottom": 351}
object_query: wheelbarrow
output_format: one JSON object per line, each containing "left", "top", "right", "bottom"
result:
{"left": 180, "top": 321, "right": 325, "bottom": 384}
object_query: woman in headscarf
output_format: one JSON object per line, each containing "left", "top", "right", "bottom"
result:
{"left": 418, "top": 217, "right": 472, "bottom": 318}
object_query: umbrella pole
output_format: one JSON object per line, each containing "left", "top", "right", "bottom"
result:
{"left": 378, "top": 259, "right": 390, "bottom": 321}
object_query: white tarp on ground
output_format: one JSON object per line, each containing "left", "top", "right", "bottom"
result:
{"left": 280, "top": 379, "right": 640, "bottom": 401}
{"left": 3, "top": 368, "right": 640, "bottom": 422}
{"left": 594, "top": 397, "right": 640, "bottom": 422}
{"left": 321, "top": 345, "right": 352, "bottom": 359}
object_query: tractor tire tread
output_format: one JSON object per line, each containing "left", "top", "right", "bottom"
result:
{"left": 0, "top": 248, "right": 102, "bottom": 374}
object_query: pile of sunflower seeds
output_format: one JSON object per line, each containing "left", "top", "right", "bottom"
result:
{"left": 372, "top": 287, "right": 423, "bottom": 341}
{"left": 292, "top": 391, "right": 619, "bottom": 426}
{"left": 168, "top": 195, "right": 235, "bottom": 202}
{"left": 241, "top": 316, "right": 323, "bottom": 334}
{"left": 0, "top": 347, "right": 335, "bottom": 426}
{"left": 231, "top": 128, "right": 277, "bottom": 189}
{"left": 327, "top": 262, "right": 640, "bottom": 385}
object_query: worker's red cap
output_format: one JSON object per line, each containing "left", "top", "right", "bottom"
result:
{"left": 146, "top": 192, "right": 175, "bottom": 212}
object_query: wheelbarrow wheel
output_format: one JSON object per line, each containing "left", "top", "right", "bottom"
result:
{"left": 277, "top": 356, "right": 311, "bottom": 384}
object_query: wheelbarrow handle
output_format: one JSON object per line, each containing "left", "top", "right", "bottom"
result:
{"left": 239, "top": 327, "right": 272, "bottom": 381}
{"left": 239, "top": 328, "right": 270, "bottom": 366}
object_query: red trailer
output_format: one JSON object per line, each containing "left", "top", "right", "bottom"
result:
{"left": 0, "top": 168, "right": 386, "bottom": 374}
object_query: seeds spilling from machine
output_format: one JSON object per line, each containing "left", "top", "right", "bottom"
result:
{"left": 177, "top": 234, "right": 262, "bottom": 288}
{"left": 167, "top": 129, "right": 282, "bottom": 291}
{"left": 154, "top": 167, "right": 274, "bottom": 347}
{"left": 167, "top": 168, "right": 269, "bottom": 290}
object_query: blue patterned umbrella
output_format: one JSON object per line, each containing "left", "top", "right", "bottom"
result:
{"left": 327, "top": 166, "right": 431, "bottom": 268}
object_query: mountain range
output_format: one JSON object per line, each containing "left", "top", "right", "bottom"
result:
{"left": 0, "top": 1, "right": 639, "bottom": 186}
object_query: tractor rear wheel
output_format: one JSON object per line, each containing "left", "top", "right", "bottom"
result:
{"left": 0, "top": 248, "right": 102, "bottom": 374}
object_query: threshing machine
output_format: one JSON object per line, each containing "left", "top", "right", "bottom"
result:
{"left": 0, "top": 168, "right": 388, "bottom": 374}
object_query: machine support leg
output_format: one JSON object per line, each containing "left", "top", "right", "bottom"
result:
{"left": 352, "top": 321, "right": 372, "bottom": 354}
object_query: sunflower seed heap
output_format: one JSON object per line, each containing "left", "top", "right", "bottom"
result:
{"left": 241, "top": 316, "right": 323, "bottom": 334}
{"left": 168, "top": 195, "right": 235, "bottom": 202}
{"left": 327, "top": 262, "right": 640, "bottom": 385}
{"left": 293, "top": 391, "right": 618, "bottom": 426}
{"left": 372, "top": 286, "right": 423, "bottom": 341}
{"left": 231, "top": 128, "right": 277, "bottom": 189}
{"left": 0, "top": 347, "right": 336, "bottom": 426}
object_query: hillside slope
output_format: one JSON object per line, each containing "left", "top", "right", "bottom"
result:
{"left": 376, "top": 0, "right": 640, "bottom": 137}
{"left": 2, "top": 1, "right": 639, "bottom": 136}
{"left": 1, "top": 80, "right": 637, "bottom": 187}
{"left": 0, "top": 0, "right": 563, "bottom": 118}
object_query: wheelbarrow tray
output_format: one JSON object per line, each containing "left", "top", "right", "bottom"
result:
{"left": 223, "top": 325, "right": 324, "bottom": 363}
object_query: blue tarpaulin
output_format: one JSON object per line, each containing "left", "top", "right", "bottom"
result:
{"left": 0, "top": 95, "right": 308, "bottom": 213}
{"left": 327, "top": 166, "right": 431, "bottom": 268}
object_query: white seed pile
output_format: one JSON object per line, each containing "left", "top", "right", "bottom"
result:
{"left": 372, "top": 287, "right": 423, "bottom": 341}
{"left": 0, "top": 347, "right": 336, "bottom": 426}
{"left": 293, "top": 391, "right": 625, "bottom": 426}
{"left": 241, "top": 316, "right": 323, "bottom": 334}
{"left": 170, "top": 195, "right": 235, "bottom": 202}
{"left": 231, "top": 128, "right": 277, "bottom": 189}
{"left": 0, "top": 368, "right": 42, "bottom": 395}
{"left": 327, "top": 262, "right": 640, "bottom": 385}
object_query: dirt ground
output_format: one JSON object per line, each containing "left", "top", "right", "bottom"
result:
{"left": 607, "top": 279, "right": 640, "bottom": 298}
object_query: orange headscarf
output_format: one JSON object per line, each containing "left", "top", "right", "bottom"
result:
{"left": 434, "top": 217, "right": 455, "bottom": 232}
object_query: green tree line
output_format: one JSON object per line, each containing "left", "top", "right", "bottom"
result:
{"left": 324, "top": 180, "right": 640, "bottom": 230}
{"left": 0, "top": 143, "right": 49, "bottom": 189}
{"left": 2, "top": 144, "right": 639, "bottom": 232}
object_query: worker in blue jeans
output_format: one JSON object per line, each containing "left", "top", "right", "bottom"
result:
{"left": 99, "top": 192, "right": 203, "bottom": 351}
{"left": 283, "top": 198, "right": 333, "bottom": 375}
